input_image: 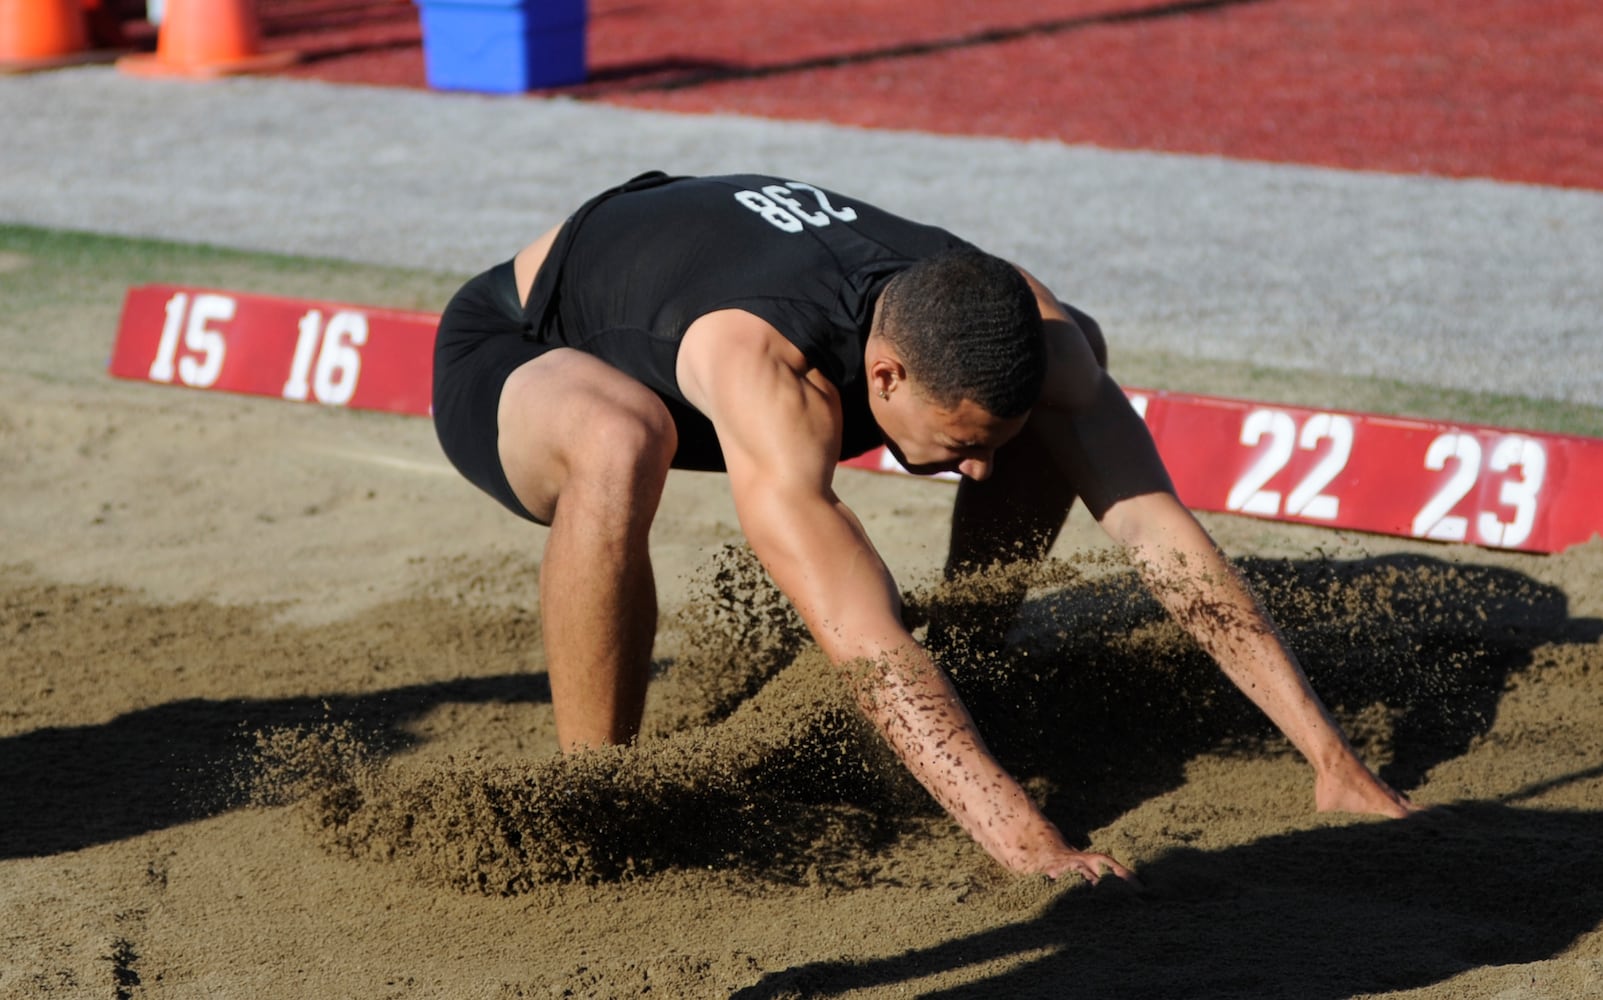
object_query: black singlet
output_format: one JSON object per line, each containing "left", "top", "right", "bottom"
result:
{"left": 524, "top": 171, "right": 971, "bottom": 467}
{"left": 431, "top": 172, "right": 972, "bottom": 521}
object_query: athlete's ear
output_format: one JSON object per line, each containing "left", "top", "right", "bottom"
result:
{"left": 866, "top": 352, "right": 907, "bottom": 400}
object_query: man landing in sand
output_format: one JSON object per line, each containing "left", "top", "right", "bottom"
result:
{"left": 432, "top": 171, "right": 1416, "bottom": 884}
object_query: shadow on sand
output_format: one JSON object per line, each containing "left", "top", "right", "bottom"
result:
{"left": 0, "top": 578, "right": 550, "bottom": 860}
{"left": 732, "top": 801, "right": 1603, "bottom": 999}
{"left": 0, "top": 673, "right": 550, "bottom": 860}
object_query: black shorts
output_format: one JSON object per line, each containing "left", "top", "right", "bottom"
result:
{"left": 432, "top": 259, "right": 548, "bottom": 523}
{"left": 433, "top": 256, "right": 736, "bottom": 526}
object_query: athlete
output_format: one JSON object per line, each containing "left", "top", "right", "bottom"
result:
{"left": 432, "top": 171, "right": 1416, "bottom": 884}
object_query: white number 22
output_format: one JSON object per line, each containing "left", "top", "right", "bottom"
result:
{"left": 1226, "top": 409, "right": 1353, "bottom": 520}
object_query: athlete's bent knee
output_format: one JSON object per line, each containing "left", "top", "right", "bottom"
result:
{"left": 564, "top": 398, "right": 677, "bottom": 507}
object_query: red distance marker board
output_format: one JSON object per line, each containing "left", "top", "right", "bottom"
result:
{"left": 847, "top": 389, "right": 1603, "bottom": 555}
{"left": 111, "top": 284, "right": 1603, "bottom": 554}
{"left": 108, "top": 284, "right": 439, "bottom": 416}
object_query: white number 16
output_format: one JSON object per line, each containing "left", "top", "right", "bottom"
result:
{"left": 282, "top": 309, "right": 369, "bottom": 406}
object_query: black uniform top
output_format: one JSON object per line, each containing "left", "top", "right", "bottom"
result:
{"left": 522, "top": 171, "right": 971, "bottom": 469}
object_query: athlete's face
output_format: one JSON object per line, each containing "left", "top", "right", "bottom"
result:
{"left": 874, "top": 389, "right": 1028, "bottom": 481}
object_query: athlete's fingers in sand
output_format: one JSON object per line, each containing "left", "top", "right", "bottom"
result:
{"left": 1392, "top": 789, "right": 1429, "bottom": 815}
{"left": 1052, "top": 851, "right": 1142, "bottom": 889}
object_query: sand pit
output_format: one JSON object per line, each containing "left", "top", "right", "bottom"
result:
{"left": 3, "top": 248, "right": 1602, "bottom": 997}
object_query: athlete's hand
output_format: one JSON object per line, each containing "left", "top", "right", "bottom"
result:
{"left": 1314, "top": 757, "right": 1424, "bottom": 819}
{"left": 1000, "top": 842, "right": 1140, "bottom": 886}
{"left": 1044, "top": 849, "right": 1140, "bottom": 886}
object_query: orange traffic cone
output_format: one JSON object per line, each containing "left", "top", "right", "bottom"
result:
{"left": 0, "top": 0, "right": 99, "bottom": 73}
{"left": 117, "top": 0, "right": 296, "bottom": 78}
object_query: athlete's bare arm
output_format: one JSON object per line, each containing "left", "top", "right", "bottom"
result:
{"left": 677, "top": 308, "right": 1136, "bottom": 882}
{"left": 1018, "top": 270, "right": 1417, "bottom": 819}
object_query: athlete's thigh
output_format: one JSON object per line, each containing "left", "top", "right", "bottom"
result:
{"left": 496, "top": 348, "right": 677, "bottom": 524}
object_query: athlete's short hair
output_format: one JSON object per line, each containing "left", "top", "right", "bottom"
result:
{"left": 876, "top": 248, "right": 1045, "bottom": 418}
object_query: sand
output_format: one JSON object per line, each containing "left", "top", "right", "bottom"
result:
{"left": 3, "top": 243, "right": 1602, "bottom": 998}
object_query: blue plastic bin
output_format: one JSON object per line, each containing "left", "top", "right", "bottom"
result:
{"left": 416, "top": 0, "right": 586, "bottom": 93}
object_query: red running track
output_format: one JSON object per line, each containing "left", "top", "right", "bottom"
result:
{"left": 251, "top": 0, "right": 1602, "bottom": 190}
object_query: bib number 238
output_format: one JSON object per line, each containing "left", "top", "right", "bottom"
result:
{"left": 734, "top": 182, "right": 858, "bottom": 233}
